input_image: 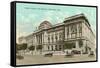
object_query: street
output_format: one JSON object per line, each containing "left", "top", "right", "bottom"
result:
{"left": 16, "top": 54, "right": 96, "bottom": 65}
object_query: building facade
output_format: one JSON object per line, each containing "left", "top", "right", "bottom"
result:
{"left": 18, "top": 14, "right": 96, "bottom": 55}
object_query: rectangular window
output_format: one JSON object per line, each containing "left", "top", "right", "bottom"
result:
{"left": 52, "top": 35, "right": 54, "bottom": 43}
{"left": 67, "top": 26, "right": 69, "bottom": 35}
{"left": 71, "top": 24, "right": 77, "bottom": 34}
{"left": 79, "top": 23, "right": 82, "bottom": 33}
{"left": 48, "top": 36, "right": 50, "bottom": 43}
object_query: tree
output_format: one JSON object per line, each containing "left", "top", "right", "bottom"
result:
{"left": 16, "top": 44, "right": 22, "bottom": 51}
{"left": 37, "top": 45, "right": 42, "bottom": 54}
{"left": 16, "top": 44, "right": 23, "bottom": 55}
{"left": 64, "top": 42, "right": 74, "bottom": 49}
{"left": 79, "top": 40, "right": 83, "bottom": 48}
{"left": 16, "top": 43, "right": 24, "bottom": 60}
{"left": 28, "top": 46, "right": 35, "bottom": 55}
{"left": 21, "top": 43, "right": 27, "bottom": 54}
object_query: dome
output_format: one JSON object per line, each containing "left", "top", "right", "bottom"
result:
{"left": 38, "top": 21, "right": 52, "bottom": 30}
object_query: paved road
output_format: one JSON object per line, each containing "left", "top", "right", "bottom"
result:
{"left": 16, "top": 54, "right": 96, "bottom": 65}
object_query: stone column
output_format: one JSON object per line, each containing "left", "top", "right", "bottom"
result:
{"left": 54, "top": 32, "right": 56, "bottom": 43}
{"left": 75, "top": 40, "right": 79, "bottom": 49}
{"left": 42, "top": 33, "right": 44, "bottom": 44}
{"left": 57, "top": 45, "right": 59, "bottom": 50}
{"left": 65, "top": 26, "right": 67, "bottom": 40}
{"left": 34, "top": 35, "right": 37, "bottom": 55}
{"left": 83, "top": 40, "right": 87, "bottom": 53}
{"left": 53, "top": 45, "right": 55, "bottom": 51}
{"left": 42, "top": 33, "right": 44, "bottom": 51}
{"left": 44, "top": 31, "right": 48, "bottom": 44}
{"left": 49, "top": 45, "right": 51, "bottom": 51}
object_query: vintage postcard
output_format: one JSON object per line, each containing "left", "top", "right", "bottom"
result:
{"left": 11, "top": 1, "right": 97, "bottom": 67}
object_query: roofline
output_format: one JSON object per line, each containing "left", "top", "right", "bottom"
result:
{"left": 64, "top": 13, "right": 91, "bottom": 27}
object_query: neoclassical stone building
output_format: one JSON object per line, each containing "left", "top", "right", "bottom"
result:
{"left": 18, "top": 14, "right": 96, "bottom": 54}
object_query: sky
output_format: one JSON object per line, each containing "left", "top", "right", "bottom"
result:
{"left": 16, "top": 3, "right": 97, "bottom": 42}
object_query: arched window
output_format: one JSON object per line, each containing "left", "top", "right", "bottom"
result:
{"left": 59, "top": 45, "right": 62, "bottom": 50}
{"left": 55, "top": 45, "right": 57, "bottom": 50}
{"left": 59, "top": 32, "right": 62, "bottom": 40}
{"left": 48, "top": 36, "right": 50, "bottom": 43}
{"left": 79, "top": 40, "right": 83, "bottom": 48}
{"left": 51, "top": 35, "right": 54, "bottom": 43}
{"left": 51, "top": 46, "right": 53, "bottom": 51}
{"left": 48, "top": 46, "right": 50, "bottom": 51}
{"left": 55, "top": 35, "right": 58, "bottom": 42}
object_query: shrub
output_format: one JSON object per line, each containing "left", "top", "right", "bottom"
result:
{"left": 88, "top": 51, "right": 95, "bottom": 57}
{"left": 16, "top": 55, "right": 24, "bottom": 60}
